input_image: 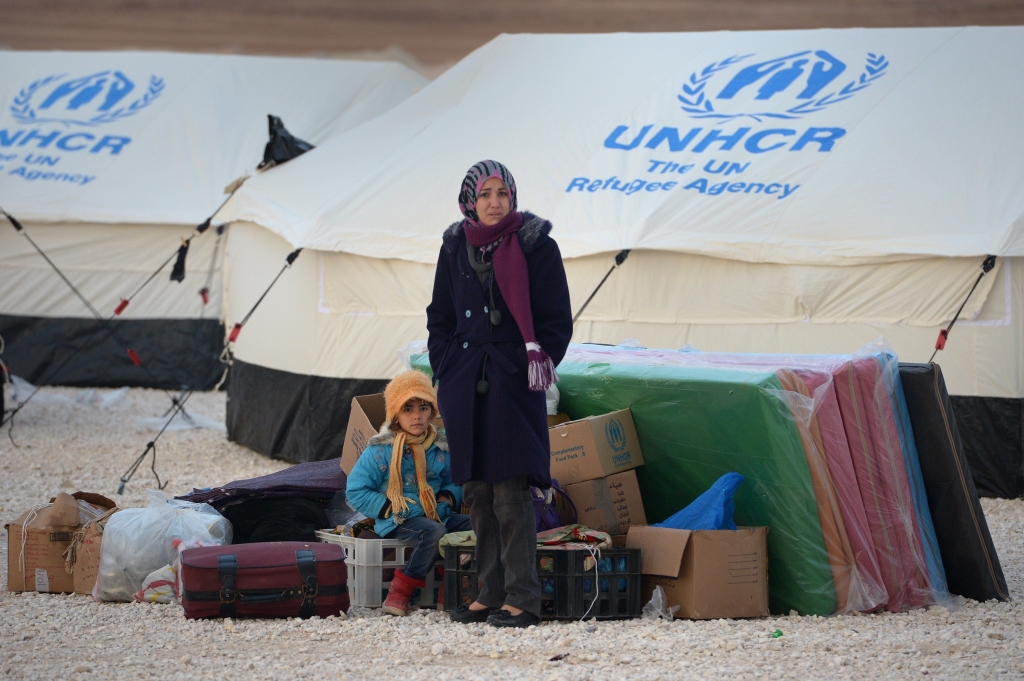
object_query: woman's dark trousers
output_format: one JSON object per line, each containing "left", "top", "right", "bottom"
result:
{"left": 463, "top": 476, "right": 540, "bottom": 617}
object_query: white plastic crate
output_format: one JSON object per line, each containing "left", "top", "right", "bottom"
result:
{"left": 316, "top": 530, "right": 442, "bottom": 608}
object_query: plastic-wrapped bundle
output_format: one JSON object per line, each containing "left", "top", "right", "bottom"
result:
{"left": 794, "top": 368, "right": 888, "bottom": 613}
{"left": 625, "top": 339, "right": 948, "bottom": 612}
{"left": 725, "top": 346, "right": 949, "bottom": 611}
{"left": 93, "top": 490, "right": 232, "bottom": 602}
{"left": 536, "top": 344, "right": 891, "bottom": 613}
{"left": 554, "top": 360, "right": 838, "bottom": 616}
{"left": 774, "top": 369, "right": 874, "bottom": 614}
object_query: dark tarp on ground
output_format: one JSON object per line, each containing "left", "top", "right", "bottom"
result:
{"left": 950, "top": 395, "right": 1024, "bottom": 499}
{"left": 178, "top": 457, "right": 346, "bottom": 508}
{"left": 226, "top": 358, "right": 387, "bottom": 463}
{"left": 898, "top": 363, "right": 1009, "bottom": 602}
{"left": 178, "top": 459, "right": 345, "bottom": 544}
{"left": 0, "top": 314, "right": 225, "bottom": 390}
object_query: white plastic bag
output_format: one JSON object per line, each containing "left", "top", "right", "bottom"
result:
{"left": 93, "top": 490, "right": 231, "bottom": 602}
{"left": 133, "top": 539, "right": 197, "bottom": 603}
{"left": 135, "top": 564, "right": 178, "bottom": 603}
{"left": 641, "top": 585, "right": 679, "bottom": 621}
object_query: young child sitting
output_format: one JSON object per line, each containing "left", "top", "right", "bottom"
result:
{"left": 346, "top": 370, "right": 471, "bottom": 616}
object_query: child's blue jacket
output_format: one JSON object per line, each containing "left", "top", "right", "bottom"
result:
{"left": 345, "top": 424, "right": 462, "bottom": 537}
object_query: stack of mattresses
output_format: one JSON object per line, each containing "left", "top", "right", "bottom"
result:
{"left": 414, "top": 341, "right": 1000, "bottom": 614}
{"left": 554, "top": 359, "right": 839, "bottom": 616}
{"left": 667, "top": 346, "right": 951, "bottom": 612}
{"left": 554, "top": 342, "right": 955, "bottom": 614}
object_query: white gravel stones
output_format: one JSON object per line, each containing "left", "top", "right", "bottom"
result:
{"left": 2, "top": 385, "right": 1024, "bottom": 680}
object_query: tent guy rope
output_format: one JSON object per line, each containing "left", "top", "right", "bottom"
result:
{"left": 928, "top": 255, "right": 997, "bottom": 364}
{"left": 116, "top": 247, "right": 302, "bottom": 494}
{"left": 199, "top": 224, "right": 227, "bottom": 317}
{"left": 0, "top": 179, "right": 247, "bottom": 428}
{"left": 572, "top": 249, "right": 630, "bottom": 324}
{"left": 2, "top": 204, "right": 169, "bottom": 377}
{"left": 0, "top": 204, "right": 197, "bottom": 426}
{"left": 113, "top": 177, "right": 246, "bottom": 318}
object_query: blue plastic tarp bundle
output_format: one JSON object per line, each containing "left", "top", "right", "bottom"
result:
{"left": 655, "top": 473, "right": 745, "bottom": 531}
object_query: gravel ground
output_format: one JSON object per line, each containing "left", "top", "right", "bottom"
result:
{"left": 2, "top": 385, "right": 1023, "bottom": 680}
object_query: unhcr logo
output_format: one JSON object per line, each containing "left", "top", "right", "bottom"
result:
{"left": 678, "top": 50, "right": 888, "bottom": 122}
{"left": 10, "top": 71, "right": 165, "bottom": 127}
{"left": 605, "top": 419, "right": 628, "bottom": 453}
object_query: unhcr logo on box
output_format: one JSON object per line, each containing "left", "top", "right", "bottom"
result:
{"left": 605, "top": 418, "right": 636, "bottom": 466}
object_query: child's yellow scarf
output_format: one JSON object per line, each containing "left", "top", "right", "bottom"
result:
{"left": 386, "top": 425, "right": 439, "bottom": 523}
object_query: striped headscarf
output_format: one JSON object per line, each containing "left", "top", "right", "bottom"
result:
{"left": 458, "top": 160, "right": 518, "bottom": 226}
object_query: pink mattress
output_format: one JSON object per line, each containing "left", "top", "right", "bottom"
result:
{"left": 796, "top": 369, "right": 888, "bottom": 612}
{"left": 838, "top": 357, "right": 932, "bottom": 611}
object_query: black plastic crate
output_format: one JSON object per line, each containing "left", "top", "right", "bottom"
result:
{"left": 443, "top": 546, "right": 642, "bottom": 620}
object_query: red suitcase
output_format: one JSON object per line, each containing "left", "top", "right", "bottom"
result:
{"left": 180, "top": 541, "right": 349, "bottom": 619}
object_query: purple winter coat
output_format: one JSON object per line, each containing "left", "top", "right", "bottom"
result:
{"left": 426, "top": 212, "right": 572, "bottom": 488}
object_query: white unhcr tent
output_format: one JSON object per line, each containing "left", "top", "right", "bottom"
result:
{"left": 217, "top": 27, "right": 1024, "bottom": 474}
{"left": 0, "top": 51, "right": 425, "bottom": 390}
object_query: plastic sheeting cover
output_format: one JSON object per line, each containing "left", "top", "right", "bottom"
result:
{"left": 554, "top": 359, "right": 836, "bottom": 616}
{"left": 562, "top": 341, "right": 949, "bottom": 612}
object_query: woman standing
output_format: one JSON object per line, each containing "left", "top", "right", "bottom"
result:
{"left": 426, "top": 160, "right": 572, "bottom": 628}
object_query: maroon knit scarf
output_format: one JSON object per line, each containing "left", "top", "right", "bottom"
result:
{"left": 464, "top": 211, "right": 557, "bottom": 391}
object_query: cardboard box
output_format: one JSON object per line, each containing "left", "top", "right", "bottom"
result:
{"left": 626, "top": 525, "right": 768, "bottom": 619}
{"left": 341, "top": 393, "right": 445, "bottom": 474}
{"left": 549, "top": 408, "right": 644, "bottom": 485}
{"left": 70, "top": 512, "right": 117, "bottom": 595}
{"left": 548, "top": 413, "right": 570, "bottom": 428}
{"left": 563, "top": 470, "right": 647, "bottom": 534}
{"left": 5, "top": 492, "right": 116, "bottom": 594}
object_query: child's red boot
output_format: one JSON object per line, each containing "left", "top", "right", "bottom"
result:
{"left": 382, "top": 569, "right": 425, "bottom": 616}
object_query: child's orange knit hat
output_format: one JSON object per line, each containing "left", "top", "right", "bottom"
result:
{"left": 384, "top": 370, "right": 438, "bottom": 425}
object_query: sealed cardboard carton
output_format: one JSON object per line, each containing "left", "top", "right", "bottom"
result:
{"left": 626, "top": 525, "right": 768, "bottom": 619}
{"left": 341, "top": 393, "right": 445, "bottom": 474}
{"left": 6, "top": 492, "right": 116, "bottom": 593}
{"left": 549, "top": 408, "right": 644, "bottom": 485}
{"left": 563, "top": 470, "right": 647, "bottom": 534}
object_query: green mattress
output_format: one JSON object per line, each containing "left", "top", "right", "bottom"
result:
{"left": 412, "top": 352, "right": 837, "bottom": 615}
